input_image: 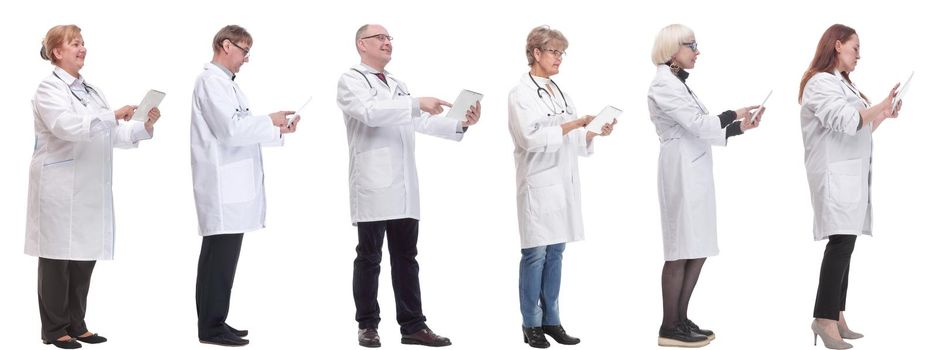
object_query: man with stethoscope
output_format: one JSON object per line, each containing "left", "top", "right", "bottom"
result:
{"left": 190, "top": 25, "right": 300, "bottom": 347}
{"left": 336, "top": 24, "right": 481, "bottom": 348}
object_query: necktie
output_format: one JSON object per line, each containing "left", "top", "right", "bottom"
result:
{"left": 374, "top": 72, "right": 388, "bottom": 85}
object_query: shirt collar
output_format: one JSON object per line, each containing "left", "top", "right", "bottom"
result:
{"left": 210, "top": 62, "right": 236, "bottom": 80}
{"left": 53, "top": 66, "right": 85, "bottom": 88}
{"left": 355, "top": 63, "right": 392, "bottom": 77}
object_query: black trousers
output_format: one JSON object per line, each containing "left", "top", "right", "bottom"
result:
{"left": 38, "top": 257, "right": 96, "bottom": 342}
{"left": 353, "top": 218, "right": 427, "bottom": 335}
{"left": 196, "top": 233, "right": 244, "bottom": 339}
{"left": 814, "top": 234, "right": 857, "bottom": 320}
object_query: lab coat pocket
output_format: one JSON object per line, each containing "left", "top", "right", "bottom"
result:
{"left": 828, "top": 158, "right": 861, "bottom": 204}
{"left": 220, "top": 158, "right": 257, "bottom": 204}
{"left": 39, "top": 159, "right": 75, "bottom": 235}
{"left": 356, "top": 147, "right": 392, "bottom": 189}
{"left": 527, "top": 168, "right": 566, "bottom": 216}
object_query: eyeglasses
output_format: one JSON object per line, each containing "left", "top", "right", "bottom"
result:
{"left": 227, "top": 39, "right": 251, "bottom": 58}
{"left": 542, "top": 48, "right": 566, "bottom": 57}
{"left": 682, "top": 41, "right": 698, "bottom": 52}
{"left": 361, "top": 34, "right": 393, "bottom": 42}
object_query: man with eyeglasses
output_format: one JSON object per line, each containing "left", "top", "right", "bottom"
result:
{"left": 337, "top": 24, "right": 481, "bottom": 348}
{"left": 190, "top": 24, "right": 300, "bottom": 347}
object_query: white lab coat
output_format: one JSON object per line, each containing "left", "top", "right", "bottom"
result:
{"left": 800, "top": 71, "right": 872, "bottom": 240}
{"left": 336, "top": 64, "right": 464, "bottom": 224}
{"left": 190, "top": 63, "right": 282, "bottom": 236}
{"left": 25, "top": 67, "right": 152, "bottom": 261}
{"left": 648, "top": 65, "right": 729, "bottom": 261}
{"left": 508, "top": 74, "right": 593, "bottom": 249}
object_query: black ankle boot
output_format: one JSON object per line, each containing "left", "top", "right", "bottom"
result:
{"left": 542, "top": 325, "right": 580, "bottom": 345}
{"left": 522, "top": 326, "right": 550, "bottom": 348}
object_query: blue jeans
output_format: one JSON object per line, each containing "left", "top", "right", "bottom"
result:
{"left": 519, "top": 243, "right": 565, "bottom": 328}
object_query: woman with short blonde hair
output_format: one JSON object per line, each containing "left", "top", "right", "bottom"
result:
{"left": 647, "top": 23, "right": 762, "bottom": 348}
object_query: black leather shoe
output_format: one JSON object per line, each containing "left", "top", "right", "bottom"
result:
{"left": 658, "top": 323, "right": 709, "bottom": 348}
{"left": 199, "top": 332, "right": 249, "bottom": 347}
{"left": 542, "top": 325, "right": 580, "bottom": 345}
{"left": 226, "top": 324, "right": 248, "bottom": 338}
{"left": 358, "top": 328, "right": 381, "bottom": 348}
{"left": 74, "top": 333, "right": 107, "bottom": 344}
{"left": 401, "top": 328, "right": 451, "bottom": 347}
{"left": 43, "top": 338, "right": 82, "bottom": 349}
{"left": 683, "top": 319, "right": 715, "bottom": 340}
{"left": 522, "top": 327, "right": 550, "bottom": 348}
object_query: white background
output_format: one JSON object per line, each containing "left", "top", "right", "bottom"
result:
{"left": 1, "top": 0, "right": 934, "bottom": 349}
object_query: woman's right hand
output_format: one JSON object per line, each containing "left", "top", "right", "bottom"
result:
{"left": 561, "top": 115, "right": 593, "bottom": 135}
{"left": 879, "top": 83, "right": 900, "bottom": 119}
{"left": 114, "top": 105, "right": 136, "bottom": 121}
{"left": 735, "top": 105, "right": 759, "bottom": 121}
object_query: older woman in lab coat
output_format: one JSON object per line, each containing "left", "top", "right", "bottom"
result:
{"left": 508, "top": 25, "right": 615, "bottom": 349}
{"left": 647, "top": 24, "right": 762, "bottom": 348}
{"left": 25, "top": 24, "right": 160, "bottom": 349}
{"left": 799, "top": 24, "right": 900, "bottom": 350}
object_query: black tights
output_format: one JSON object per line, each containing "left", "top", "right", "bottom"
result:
{"left": 661, "top": 258, "right": 706, "bottom": 329}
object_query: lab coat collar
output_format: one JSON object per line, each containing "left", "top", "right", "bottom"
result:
{"left": 520, "top": 73, "right": 547, "bottom": 90}
{"left": 354, "top": 63, "right": 393, "bottom": 77}
{"left": 206, "top": 62, "right": 236, "bottom": 81}
{"left": 53, "top": 66, "right": 85, "bottom": 88}
{"left": 657, "top": 64, "right": 688, "bottom": 82}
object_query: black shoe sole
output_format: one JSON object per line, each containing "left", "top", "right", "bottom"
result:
{"left": 359, "top": 341, "right": 382, "bottom": 348}
{"left": 198, "top": 340, "right": 249, "bottom": 347}
{"left": 401, "top": 338, "right": 451, "bottom": 347}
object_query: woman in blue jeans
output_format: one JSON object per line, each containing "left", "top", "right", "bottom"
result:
{"left": 507, "top": 25, "right": 615, "bottom": 348}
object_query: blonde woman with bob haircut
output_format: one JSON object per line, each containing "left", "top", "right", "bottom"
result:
{"left": 508, "top": 25, "right": 616, "bottom": 349}
{"left": 647, "top": 24, "right": 762, "bottom": 348}
{"left": 26, "top": 24, "right": 161, "bottom": 349}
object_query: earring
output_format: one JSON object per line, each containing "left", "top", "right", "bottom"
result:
{"left": 669, "top": 61, "right": 681, "bottom": 74}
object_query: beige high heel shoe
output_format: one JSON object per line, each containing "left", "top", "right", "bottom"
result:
{"left": 812, "top": 320, "right": 852, "bottom": 349}
{"left": 837, "top": 323, "right": 864, "bottom": 339}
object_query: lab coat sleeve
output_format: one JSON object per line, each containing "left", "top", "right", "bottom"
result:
{"left": 572, "top": 127, "right": 594, "bottom": 157}
{"left": 336, "top": 73, "right": 418, "bottom": 127}
{"left": 803, "top": 74, "right": 861, "bottom": 136}
{"left": 196, "top": 76, "right": 281, "bottom": 147}
{"left": 649, "top": 80, "right": 726, "bottom": 144}
{"left": 34, "top": 80, "right": 116, "bottom": 142}
{"left": 112, "top": 121, "right": 152, "bottom": 149}
{"left": 414, "top": 112, "right": 464, "bottom": 141}
{"left": 508, "top": 90, "right": 563, "bottom": 153}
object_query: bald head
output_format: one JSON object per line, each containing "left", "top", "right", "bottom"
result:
{"left": 355, "top": 24, "right": 393, "bottom": 71}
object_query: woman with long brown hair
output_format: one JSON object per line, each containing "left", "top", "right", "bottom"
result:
{"left": 799, "top": 24, "right": 901, "bottom": 349}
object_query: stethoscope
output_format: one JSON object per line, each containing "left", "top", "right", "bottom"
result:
{"left": 351, "top": 68, "right": 411, "bottom": 97}
{"left": 231, "top": 86, "right": 250, "bottom": 115}
{"left": 53, "top": 71, "right": 103, "bottom": 108}
{"left": 529, "top": 73, "right": 570, "bottom": 117}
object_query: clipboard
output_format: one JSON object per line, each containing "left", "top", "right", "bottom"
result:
{"left": 444, "top": 89, "right": 483, "bottom": 121}
{"left": 893, "top": 72, "right": 913, "bottom": 109}
{"left": 752, "top": 90, "right": 772, "bottom": 122}
{"left": 585, "top": 106, "right": 622, "bottom": 134}
{"left": 288, "top": 96, "right": 312, "bottom": 127}
{"left": 131, "top": 89, "right": 165, "bottom": 122}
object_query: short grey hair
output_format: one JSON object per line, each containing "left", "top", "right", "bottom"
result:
{"left": 651, "top": 24, "right": 694, "bottom": 65}
{"left": 525, "top": 25, "right": 568, "bottom": 66}
{"left": 355, "top": 24, "right": 370, "bottom": 51}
